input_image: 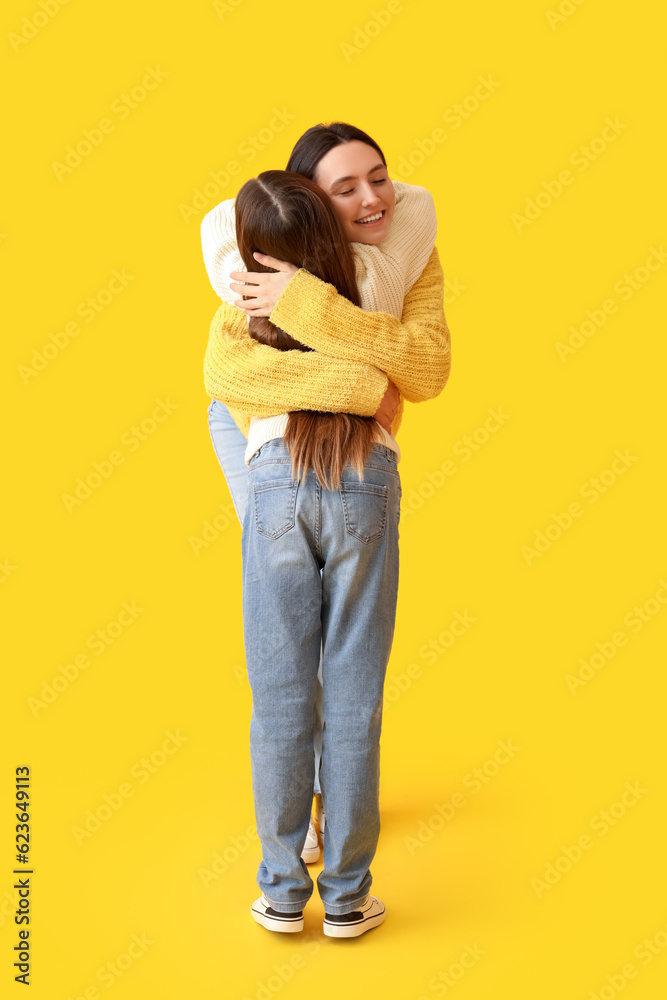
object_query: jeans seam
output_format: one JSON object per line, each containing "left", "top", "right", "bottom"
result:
{"left": 323, "top": 894, "right": 370, "bottom": 914}
{"left": 314, "top": 477, "right": 323, "bottom": 563}
{"left": 264, "top": 895, "right": 311, "bottom": 912}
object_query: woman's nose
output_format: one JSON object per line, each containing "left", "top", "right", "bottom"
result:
{"left": 359, "top": 184, "right": 382, "bottom": 206}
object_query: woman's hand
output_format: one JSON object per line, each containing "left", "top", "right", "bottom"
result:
{"left": 373, "top": 378, "right": 400, "bottom": 434}
{"left": 229, "top": 252, "right": 299, "bottom": 317}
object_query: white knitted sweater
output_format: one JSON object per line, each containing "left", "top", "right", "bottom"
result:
{"left": 200, "top": 180, "right": 437, "bottom": 464}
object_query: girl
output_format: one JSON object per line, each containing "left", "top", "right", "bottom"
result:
{"left": 236, "top": 169, "right": 403, "bottom": 938}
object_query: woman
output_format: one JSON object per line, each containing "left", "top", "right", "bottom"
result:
{"left": 203, "top": 121, "right": 450, "bottom": 860}
{"left": 202, "top": 123, "right": 451, "bottom": 934}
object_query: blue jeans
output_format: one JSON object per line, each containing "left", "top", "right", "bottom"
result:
{"left": 207, "top": 400, "right": 323, "bottom": 796}
{"left": 242, "top": 437, "right": 401, "bottom": 914}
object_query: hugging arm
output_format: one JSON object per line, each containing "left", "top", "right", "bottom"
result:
{"left": 269, "top": 246, "right": 451, "bottom": 403}
{"left": 203, "top": 300, "right": 389, "bottom": 420}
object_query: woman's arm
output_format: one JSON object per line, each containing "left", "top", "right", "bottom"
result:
{"left": 200, "top": 198, "right": 242, "bottom": 305}
{"left": 269, "top": 245, "right": 451, "bottom": 404}
{"left": 203, "top": 299, "right": 390, "bottom": 419}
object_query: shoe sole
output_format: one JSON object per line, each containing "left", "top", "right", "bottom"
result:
{"left": 323, "top": 909, "right": 386, "bottom": 938}
{"left": 251, "top": 905, "right": 304, "bottom": 933}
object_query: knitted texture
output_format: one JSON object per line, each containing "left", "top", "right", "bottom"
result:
{"left": 203, "top": 298, "right": 390, "bottom": 438}
{"left": 350, "top": 181, "right": 438, "bottom": 316}
{"left": 270, "top": 245, "right": 450, "bottom": 403}
{"left": 203, "top": 244, "right": 451, "bottom": 437}
{"left": 200, "top": 180, "right": 437, "bottom": 319}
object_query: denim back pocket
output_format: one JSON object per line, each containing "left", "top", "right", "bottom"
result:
{"left": 253, "top": 478, "right": 298, "bottom": 539}
{"left": 339, "top": 481, "right": 389, "bottom": 543}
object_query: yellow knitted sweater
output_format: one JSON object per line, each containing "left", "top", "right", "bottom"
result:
{"left": 203, "top": 244, "right": 451, "bottom": 438}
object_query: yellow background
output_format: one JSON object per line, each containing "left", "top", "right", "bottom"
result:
{"left": 2, "top": 0, "right": 666, "bottom": 996}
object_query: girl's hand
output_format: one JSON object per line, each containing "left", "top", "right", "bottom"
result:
{"left": 229, "top": 252, "right": 299, "bottom": 317}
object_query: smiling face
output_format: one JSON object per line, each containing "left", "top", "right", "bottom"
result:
{"left": 313, "top": 140, "right": 395, "bottom": 245}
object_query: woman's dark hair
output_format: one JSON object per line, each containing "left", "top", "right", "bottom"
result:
{"left": 235, "top": 170, "right": 377, "bottom": 490}
{"left": 286, "top": 121, "right": 386, "bottom": 180}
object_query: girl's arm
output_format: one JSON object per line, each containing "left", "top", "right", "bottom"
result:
{"left": 269, "top": 245, "right": 451, "bottom": 403}
{"left": 203, "top": 299, "right": 389, "bottom": 419}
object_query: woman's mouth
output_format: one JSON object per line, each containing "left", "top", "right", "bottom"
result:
{"left": 354, "top": 210, "right": 386, "bottom": 226}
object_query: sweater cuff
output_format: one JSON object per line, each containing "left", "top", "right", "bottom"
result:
{"left": 270, "top": 267, "right": 329, "bottom": 335}
{"left": 347, "top": 365, "right": 388, "bottom": 415}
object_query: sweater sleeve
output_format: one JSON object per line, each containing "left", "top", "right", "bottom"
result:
{"left": 203, "top": 300, "right": 389, "bottom": 419}
{"left": 200, "top": 198, "right": 242, "bottom": 305}
{"left": 269, "top": 245, "right": 451, "bottom": 403}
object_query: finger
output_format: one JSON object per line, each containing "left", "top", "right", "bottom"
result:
{"left": 229, "top": 281, "right": 259, "bottom": 294}
{"left": 229, "top": 271, "right": 261, "bottom": 284}
{"left": 253, "top": 252, "right": 291, "bottom": 271}
{"left": 241, "top": 304, "right": 271, "bottom": 317}
{"left": 238, "top": 299, "right": 266, "bottom": 313}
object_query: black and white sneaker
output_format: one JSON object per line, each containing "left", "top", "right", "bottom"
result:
{"left": 250, "top": 894, "right": 304, "bottom": 933}
{"left": 323, "top": 895, "right": 386, "bottom": 938}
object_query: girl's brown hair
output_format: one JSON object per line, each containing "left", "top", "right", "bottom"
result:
{"left": 235, "top": 170, "right": 378, "bottom": 490}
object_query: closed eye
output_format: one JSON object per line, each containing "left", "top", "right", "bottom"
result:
{"left": 339, "top": 179, "right": 388, "bottom": 196}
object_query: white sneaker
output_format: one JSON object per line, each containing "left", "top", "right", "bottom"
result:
{"left": 250, "top": 894, "right": 304, "bottom": 933}
{"left": 323, "top": 895, "right": 386, "bottom": 938}
{"left": 301, "top": 817, "right": 321, "bottom": 864}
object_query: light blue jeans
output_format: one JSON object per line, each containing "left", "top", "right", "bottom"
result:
{"left": 242, "top": 437, "right": 401, "bottom": 914}
{"left": 207, "top": 399, "right": 323, "bottom": 797}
